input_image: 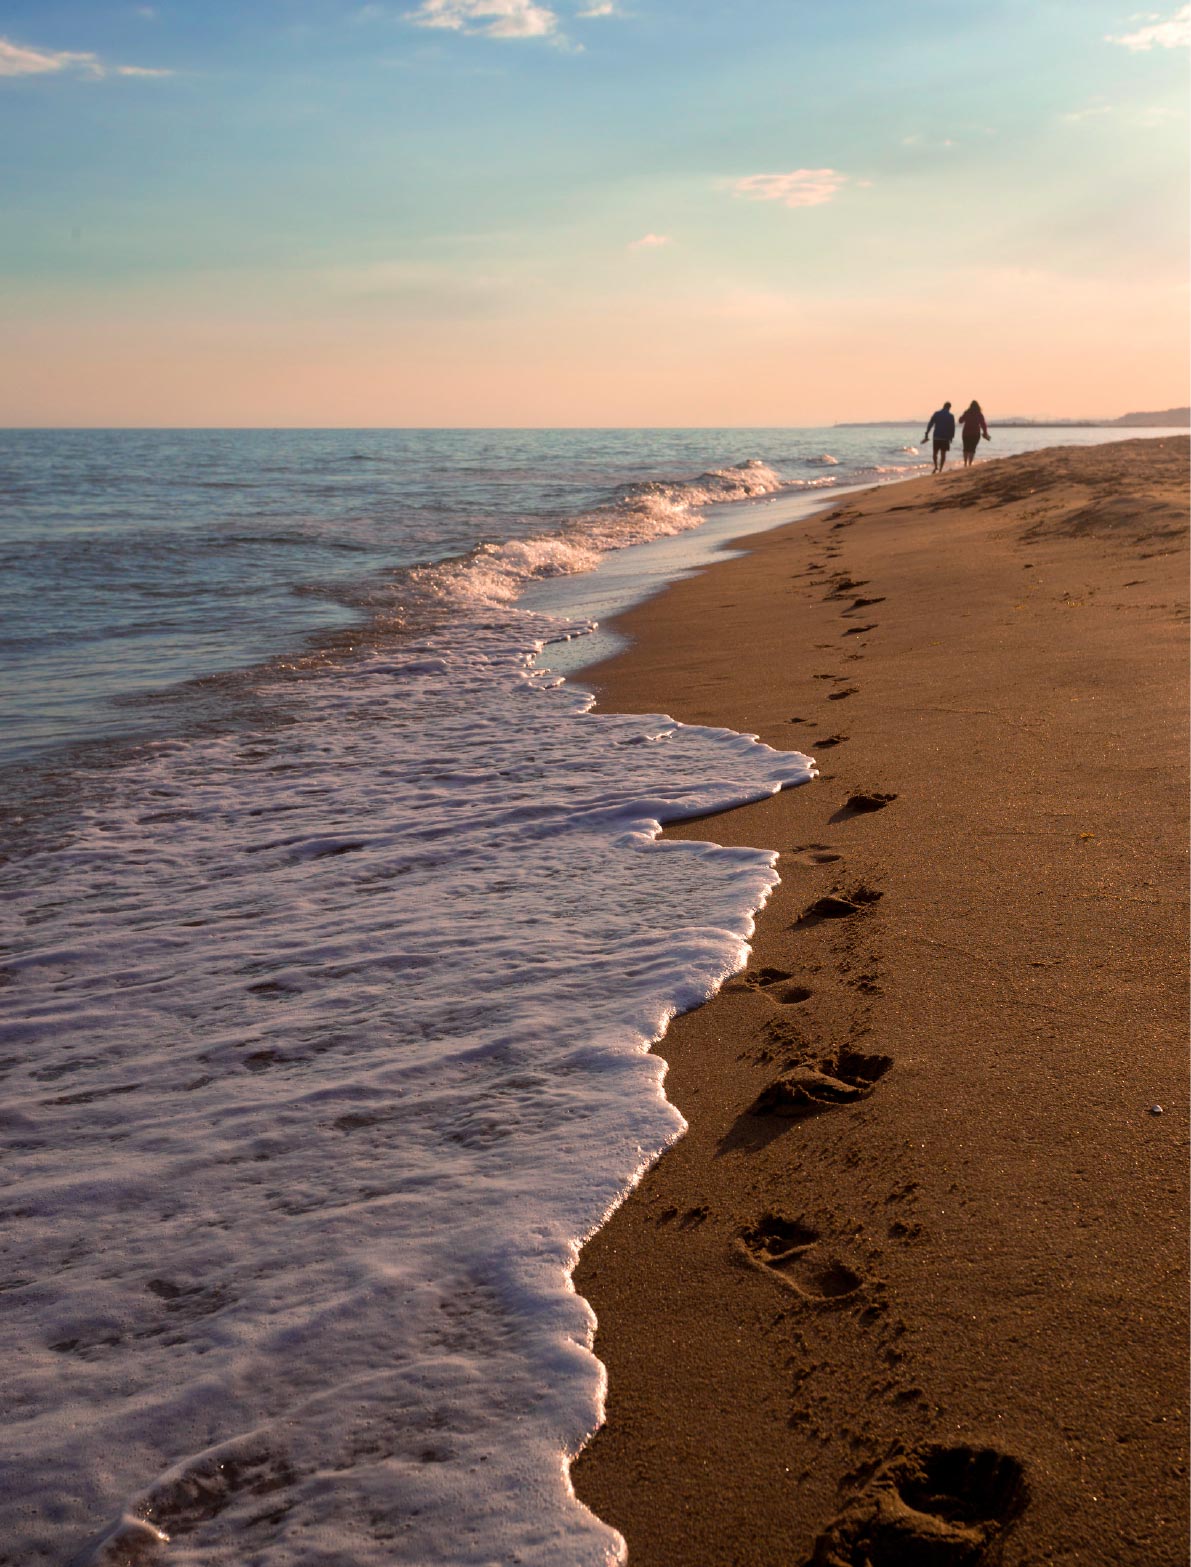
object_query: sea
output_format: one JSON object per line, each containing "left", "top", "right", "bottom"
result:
{"left": 0, "top": 424, "right": 1160, "bottom": 1565}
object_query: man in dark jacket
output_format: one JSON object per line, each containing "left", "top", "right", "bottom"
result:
{"left": 923, "top": 401, "right": 956, "bottom": 472}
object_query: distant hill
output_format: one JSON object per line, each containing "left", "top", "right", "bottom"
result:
{"left": 1109, "top": 408, "right": 1190, "bottom": 427}
{"left": 836, "top": 408, "right": 1189, "bottom": 429}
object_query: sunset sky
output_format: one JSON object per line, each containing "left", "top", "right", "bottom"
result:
{"left": 2, "top": 1, "right": 1188, "bottom": 426}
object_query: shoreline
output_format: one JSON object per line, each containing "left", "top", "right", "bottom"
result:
{"left": 572, "top": 438, "right": 1190, "bottom": 1565}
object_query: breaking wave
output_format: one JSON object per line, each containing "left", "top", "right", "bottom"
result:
{"left": 352, "top": 460, "right": 791, "bottom": 624}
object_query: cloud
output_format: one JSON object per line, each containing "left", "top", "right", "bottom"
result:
{"left": 629, "top": 233, "right": 670, "bottom": 249}
{"left": 404, "top": 0, "right": 558, "bottom": 37}
{"left": 1108, "top": 4, "right": 1191, "bottom": 48}
{"left": 578, "top": 2, "right": 617, "bottom": 13}
{"left": 1059, "top": 100, "right": 1182, "bottom": 126}
{"left": 1060, "top": 103, "right": 1116, "bottom": 121}
{"left": 731, "top": 169, "right": 850, "bottom": 209}
{"left": 0, "top": 38, "right": 102, "bottom": 76}
{"left": 1131, "top": 102, "right": 1184, "bottom": 122}
{"left": 0, "top": 34, "right": 171, "bottom": 78}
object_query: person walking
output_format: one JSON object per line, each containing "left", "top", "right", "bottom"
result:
{"left": 923, "top": 401, "right": 956, "bottom": 472}
{"left": 958, "top": 400, "right": 990, "bottom": 466}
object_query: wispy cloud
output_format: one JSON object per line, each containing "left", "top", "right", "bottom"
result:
{"left": 578, "top": 2, "right": 618, "bottom": 14}
{"left": 0, "top": 38, "right": 101, "bottom": 76}
{"left": 1059, "top": 103, "right": 1115, "bottom": 122}
{"left": 1108, "top": 5, "right": 1190, "bottom": 48}
{"left": 628, "top": 233, "right": 670, "bottom": 250}
{"left": 731, "top": 169, "right": 850, "bottom": 209}
{"left": 0, "top": 35, "right": 171, "bottom": 78}
{"left": 1132, "top": 102, "right": 1184, "bottom": 122}
{"left": 404, "top": 0, "right": 558, "bottom": 37}
{"left": 1060, "top": 99, "right": 1183, "bottom": 125}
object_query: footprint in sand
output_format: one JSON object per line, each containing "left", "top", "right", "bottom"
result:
{"left": 749, "top": 1047, "right": 892, "bottom": 1119}
{"left": 805, "top": 1443, "right": 1028, "bottom": 1567}
{"left": 841, "top": 624, "right": 877, "bottom": 637}
{"left": 849, "top": 595, "right": 885, "bottom": 610}
{"left": 813, "top": 734, "right": 848, "bottom": 749}
{"left": 735, "top": 1215, "right": 864, "bottom": 1302}
{"left": 795, "top": 887, "right": 882, "bottom": 925}
{"left": 786, "top": 844, "right": 844, "bottom": 868}
{"left": 826, "top": 687, "right": 859, "bottom": 701}
{"left": 743, "top": 968, "right": 814, "bottom": 1006}
{"left": 839, "top": 791, "right": 897, "bottom": 816}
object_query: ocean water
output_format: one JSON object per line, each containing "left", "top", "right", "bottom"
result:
{"left": 0, "top": 426, "right": 916, "bottom": 774}
{"left": 0, "top": 424, "right": 1163, "bottom": 1565}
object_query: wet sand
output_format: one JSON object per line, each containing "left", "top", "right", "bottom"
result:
{"left": 572, "top": 438, "right": 1190, "bottom": 1566}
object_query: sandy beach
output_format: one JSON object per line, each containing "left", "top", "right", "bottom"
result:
{"left": 573, "top": 437, "right": 1189, "bottom": 1566}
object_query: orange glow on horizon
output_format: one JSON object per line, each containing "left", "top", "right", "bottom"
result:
{"left": 4, "top": 267, "right": 1187, "bottom": 427}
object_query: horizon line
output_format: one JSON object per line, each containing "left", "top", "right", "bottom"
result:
{"left": 2, "top": 416, "right": 1188, "bottom": 434}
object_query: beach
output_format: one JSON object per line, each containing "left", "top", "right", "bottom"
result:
{"left": 572, "top": 437, "right": 1189, "bottom": 1566}
{"left": 2, "top": 431, "right": 1186, "bottom": 1563}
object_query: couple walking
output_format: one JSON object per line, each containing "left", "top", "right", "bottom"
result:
{"left": 923, "top": 400, "right": 989, "bottom": 471}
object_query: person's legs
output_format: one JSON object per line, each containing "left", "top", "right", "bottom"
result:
{"left": 962, "top": 443, "right": 977, "bottom": 466}
{"left": 935, "top": 439, "right": 949, "bottom": 471}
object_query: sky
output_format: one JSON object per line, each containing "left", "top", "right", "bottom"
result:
{"left": 1, "top": 0, "right": 1188, "bottom": 425}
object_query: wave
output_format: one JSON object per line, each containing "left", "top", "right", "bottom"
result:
{"left": 350, "top": 459, "right": 791, "bottom": 627}
{"left": 844, "top": 460, "right": 931, "bottom": 481}
{"left": 219, "top": 532, "right": 375, "bottom": 553}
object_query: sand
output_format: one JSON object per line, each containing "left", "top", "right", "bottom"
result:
{"left": 572, "top": 438, "right": 1190, "bottom": 1567}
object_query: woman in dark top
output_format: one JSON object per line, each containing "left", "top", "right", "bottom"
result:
{"left": 958, "top": 401, "right": 990, "bottom": 466}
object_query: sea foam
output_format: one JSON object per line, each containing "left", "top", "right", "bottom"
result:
{"left": 2, "top": 591, "right": 813, "bottom": 1563}
{"left": 353, "top": 459, "right": 791, "bottom": 630}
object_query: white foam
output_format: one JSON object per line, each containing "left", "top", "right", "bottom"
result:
{"left": 359, "top": 460, "right": 790, "bottom": 627}
{"left": 2, "top": 601, "right": 813, "bottom": 1563}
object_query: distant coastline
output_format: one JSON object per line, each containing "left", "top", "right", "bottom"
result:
{"left": 836, "top": 406, "right": 1191, "bottom": 429}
